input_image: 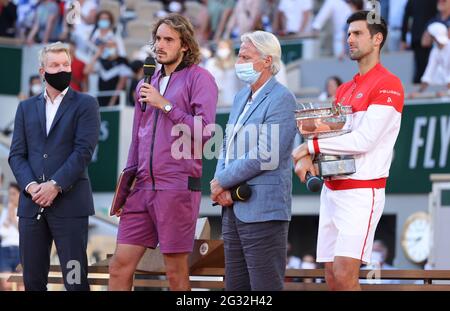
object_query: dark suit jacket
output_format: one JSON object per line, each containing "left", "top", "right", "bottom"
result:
{"left": 8, "top": 88, "right": 100, "bottom": 218}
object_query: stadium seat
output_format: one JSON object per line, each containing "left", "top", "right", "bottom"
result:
{"left": 135, "top": 1, "right": 163, "bottom": 22}
{"left": 124, "top": 37, "right": 148, "bottom": 58}
{"left": 127, "top": 20, "right": 153, "bottom": 41}
{"left": 185, "top": 1, "right": 205, "bottom": 21}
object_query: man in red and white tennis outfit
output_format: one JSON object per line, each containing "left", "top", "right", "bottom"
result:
{"left": 292, "top": 11, "right": 404, "bottom": 291}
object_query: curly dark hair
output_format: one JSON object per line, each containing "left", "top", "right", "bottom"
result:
{"left": 150, "top": 14, "right": 200, "bottom": 66}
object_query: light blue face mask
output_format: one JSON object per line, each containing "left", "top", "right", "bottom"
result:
{"left": 98, "top": 19, "right": 111, "bottom": 30}
{"left": 102, "top": 47, "right": 117, "bottom": 59}
{"left": 235, "top": 62, "right": 262, "bottom": 85}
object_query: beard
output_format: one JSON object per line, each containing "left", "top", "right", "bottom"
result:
{"left": 157, "top": 50, "right": 184, "bottom": 66}
{"left": 349, "top": 47, "right": 372, "bottom": 61}
{"left": 349, "top": 51, "right": 362, "bottom": 60}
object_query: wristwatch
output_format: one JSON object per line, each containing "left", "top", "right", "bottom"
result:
{"left": 50, "top": 180, "right": 62, "bottom": 193}
{"left": 162, "top": 103, "right": 173, "bottom": 113}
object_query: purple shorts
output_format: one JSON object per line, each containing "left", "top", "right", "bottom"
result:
{"left": 117, "top": 189, "right": 201, "bottom": 253}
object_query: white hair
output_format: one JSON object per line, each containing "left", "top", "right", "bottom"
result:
{"left": 39, "top": 42, "right": 71, "bottom": 67}
{"left": 241, "top": 31, "right": 282, "bottom": 75}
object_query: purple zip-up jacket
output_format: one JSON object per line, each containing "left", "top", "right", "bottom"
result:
{"left": 126, "top": 62, "right": 218, "bottom": 190}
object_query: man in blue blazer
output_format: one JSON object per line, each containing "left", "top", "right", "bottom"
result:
{"left": 211, "top": 31, "right": 297, "bottom": 291}
{"left": 8, "top": 42, "right": 100, "bottom": 291}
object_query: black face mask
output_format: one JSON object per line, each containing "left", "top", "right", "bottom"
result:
{"left": 44, "top": 71, "right": 72, "bottom": 92}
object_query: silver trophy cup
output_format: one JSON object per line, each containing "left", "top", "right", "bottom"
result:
{"left": 295, "top": 102, "right": 355, "bottom": 177}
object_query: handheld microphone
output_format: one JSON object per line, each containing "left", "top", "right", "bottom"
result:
{"left": 306, "top": 172, "right": 323, "bottom": 192}
{"left": 212, "top": 183, "right": 252, "bottom": 206}
{"left": 141, "top": 56, "right": 156, "bottom": 112}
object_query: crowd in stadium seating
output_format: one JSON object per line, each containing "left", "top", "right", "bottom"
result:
{"left": 0, "top": 0, "right": 449, "bottom": 103}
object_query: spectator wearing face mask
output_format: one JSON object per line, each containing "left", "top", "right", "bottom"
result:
{"left": 28, "top": 75, "right": 43, "bottom": 97}
{"left": 361, "top": 239, "right": 400, "bottom": 285}
{"left": 28, "top": 75, "right": 42, "bottom": 97}
{"left": 205, "top": 40, "right": 242, "bottom": 107}
{"left": 18, "top": 75, "right": 42, "bottom": 101}
{"left": 89, "top": 10, "right": 126, "bottom": 58}
{"left": 84, "top": 39, "right": 132, "bottom": 106}
{"left": 369, "top": 240, "right": 395, "bottom": 269}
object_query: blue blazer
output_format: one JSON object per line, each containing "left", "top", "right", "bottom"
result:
{"left": 8, "top": 88, "right": 100, "bottom": 218}
{"left": 214, "top": 77, "right": 297, "bottom": 223}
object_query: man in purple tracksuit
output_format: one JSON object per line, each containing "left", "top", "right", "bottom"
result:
{"left": 108, "top": 14, "right": 218, "bottom": 291}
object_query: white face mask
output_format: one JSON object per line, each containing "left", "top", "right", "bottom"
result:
{"left": 31, "top": 83, "right": 42, "bottom": 95}
{"left": 216, "top": 48, "right": 231, "bottom": 60}
{"left": 235, "top": 62, "right": 261, "bottom": 85}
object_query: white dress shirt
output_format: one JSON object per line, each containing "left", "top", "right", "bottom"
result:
{"left": 44, "top": 87, "right": 69, "bottom": 135}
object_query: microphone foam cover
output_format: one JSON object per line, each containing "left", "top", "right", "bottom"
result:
{"left": 306, "top": 174, "right": 323, "bottom": 193}
{"left": 143, "top": 56, "right": 156, "bottom": 77}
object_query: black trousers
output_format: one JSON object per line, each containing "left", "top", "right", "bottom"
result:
{"left": 19, "top": 210, "right": 90, "bottom": 291}
{"left": 412, "top": 43, "right": 432, "bottom": 84}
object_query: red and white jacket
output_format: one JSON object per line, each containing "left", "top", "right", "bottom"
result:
{"left": 308, "top": 63, "right": 404, "bottom": 190}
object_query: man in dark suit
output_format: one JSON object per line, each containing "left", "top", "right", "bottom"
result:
{"left": 8, "top": 42, "right": 100, "bottom": 291}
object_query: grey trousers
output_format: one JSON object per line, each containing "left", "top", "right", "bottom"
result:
{"left": 222, "top": 207, "right": 289, "bottom": 291}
